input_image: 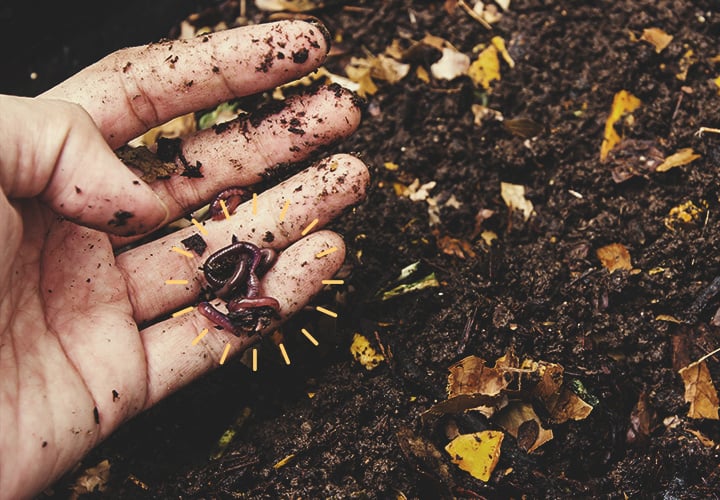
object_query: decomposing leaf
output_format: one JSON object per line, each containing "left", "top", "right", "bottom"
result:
{"left": 503, "top": 117, "right": 543, "bottom": 138}
{"left": 639, "top": 27, "right": 673, "bottom": 53}
{"left": 448, "top": 355, "right": 512, "bottom": 398}
{"left": 500, "top": 182, "right": 534, "bottom": 221}
{"left": 532, "top": 363, "right": 594, "bottom": 423}
{"left": 656, "top": 148, "right": 701, "bottom": 172}
{"left": 468, "top": 44, "right": 501, "bottom": 89}
{"left": 678, "top": 360, "right": 720, "bottom": 420}
{"left": 494, "top": 402, "right": 553, "bottom": 452}
{"left": 115, "top": 145, "right": 178, "bottom": 183}
{"left": 396, "top": 427, "right": 455, "bottom": 491}
{"left": 676, "top": 49, "right": 696, "bottom": 81}
{"left": 596, "top": 243, "right": 632, "bottom": 273}
{"left": 656, "top": 314, "right": 682, "bottom": 323}
{"left": 381, "top": 272, "right": 440, "bottom": 300}
{"left": 471, "top": 104, "right": 504, "bottom": 125}
{"left": 664, "top": 200, "right": 707, "bottom": 231}
{"left": 424, "top": 354, "right": 516, "bottom": 420}
{"left": 70, "top": 459, "right": 111, "bottom": 500}
{"left": 434, "top": 230, "right": 477, "bottom": 259}
{"left": 445, "top": 431, "right": 504, "bottom": 482}
{"left": 600, "top": 90, "right": 642, "bottom": 162}
{"left": 350, "top": 333, "right": 385, "bottom": 370}
{"left": 273, "top": 66, "right": 360, "bottom": 99}
{"left": 686, "top": 428, "right": 716, "bottom": 447}
{"left": 626, "top": 392, "right": 655, "bottom": 446}
{"left": 607, "top": 138, "right": 664, "bottom": 182}
{"left": 344, "top": 61, "right": 378, "bottom": 97}
{"left": 198, "top": 102, "right": 242, "bottom": 130}
{"left": 430, "top": 47, "right": 471, "bottom": 80}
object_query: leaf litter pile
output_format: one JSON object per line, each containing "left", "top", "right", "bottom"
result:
{"left": 41, "top": 0, "right": 720, "bottom": 498}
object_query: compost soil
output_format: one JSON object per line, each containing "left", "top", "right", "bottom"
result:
{"left": 9, "top": 1, "right": 720, "bottom": 498}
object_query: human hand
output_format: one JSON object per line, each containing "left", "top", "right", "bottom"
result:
{"left": 0, "top": 20, "right": 368, "bottom": 499}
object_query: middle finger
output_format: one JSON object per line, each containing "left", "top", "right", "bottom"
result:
{"left": 112, "top": 84, "right": 361, "bottom": 249}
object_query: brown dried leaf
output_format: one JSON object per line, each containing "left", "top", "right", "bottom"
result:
{"left": 532, "top": 363, "right": 593, "bottom": 424}
{"left": 495, "top": 402, "right": 553, "bottom": 453}
{"left": 678, "top": 360, "right": 720, "bottom": 420}
{"left": 640, "top": 27, "right": 673, "bottom": 53}
{"left": 115, "top": 145, "right": 178, "bottom": 183}
{"left": 448, "top": 356, "right": 510, "bottom": 398}
{"left": 626, "top": 392, "right": 655, "bottom": 446}
{"left": 434, "top": 231, "right": 477, "bottom": 259}
{"left": 596, "top": 243, "right": 632, "bottom": 273}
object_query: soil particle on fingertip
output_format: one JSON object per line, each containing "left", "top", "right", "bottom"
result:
{"left": 181, "top": 233, "right": 208, "bottom": 256}
{"left": 291, "top": 48, "right": 309, "bottom": 63}
{"left": 107, "top": 210, "right": 134, "bottom": 227}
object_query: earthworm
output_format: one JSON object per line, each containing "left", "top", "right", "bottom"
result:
{"left": 198, "top": 188, "right": 280, "bottom": 335}
{"left": 198, "top": 240, "right": 280, "bottom": 335}
{"left": 209, "top": 187, "right": 252, "bottom": 220}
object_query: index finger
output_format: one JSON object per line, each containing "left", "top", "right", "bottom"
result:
{"left": 41, "top": 19, "right": 331, "bottom": 148}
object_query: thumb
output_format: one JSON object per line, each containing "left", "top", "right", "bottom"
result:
{"left": 0, "top": 95, "right": 169, "bottom": 236}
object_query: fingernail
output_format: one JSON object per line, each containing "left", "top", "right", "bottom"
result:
{"left": 301, "top": 17, "right": 332, "bottom": 54}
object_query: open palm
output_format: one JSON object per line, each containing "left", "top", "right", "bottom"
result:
{"left": 0, "top": 21, "right": 368, "bottom": 499}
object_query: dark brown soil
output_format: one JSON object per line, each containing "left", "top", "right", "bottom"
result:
{"left": 12, "top": 1, "right": 720, "bottom": 499}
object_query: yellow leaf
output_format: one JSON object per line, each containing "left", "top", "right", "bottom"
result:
{"left": 715, "top": 76, "right": 720, "bottom": 95}
{"left": 655, "top": 314, "right": 682, "bottom": 323}
{"left": 468, "top": 45, "right": 501, "bottom": 90}
{"left": 129, "top": 112, "right": 196, "bottom": 147}
{"left": 678, "top": 360, "right": 720, "bottom": 420}
{"left": 416, "top": 65, "right": 430, "bottom": 83}
{"left": 384, "top": 161, "right": 399, "bottom": 171}
{"left": 600, "top": 90, "right": 642, "bottom": 162}
{"left": 656, "top": 148, "right": 701, "bottom": 172}
{"left": 639, "top": 27, "right": 673, "bottom": 53}
{"left": 676, "top": 49, "right": 696, "bottom": 81}
{"left": 491, "top": 36, "right": 515, "bottom": 68}
{"left": 344, "top": 64, "right": 378, "bottom": 97}
{"left": 664, "top": 200, "right": 707, "bottom": 231}
{"left": 350, "top": 333, "right": 384, "bottom": 370}
{"left": 596, "top": 243, "right": 632, "bottom": 273}
{"left": 445, "top": 431, "right": 504, "bottom": 482}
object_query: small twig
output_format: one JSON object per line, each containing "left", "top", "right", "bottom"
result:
{"left": 456, "top": 305, "right": 478, "bottom": 356}
{"left": 695, "top": 126, "right": 720, "bottom": 137}
{"left": 457, "top": 0, "right": 492, "bottom": 30}
{"left": 696, "top": 346, "right": 720, "bottom": 365}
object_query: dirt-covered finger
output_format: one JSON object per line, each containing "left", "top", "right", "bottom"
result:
{"left": 42, "top": 20, "right": 332, "bottom": 149}
{"left": 110, "top": 85, "right": 362, "bottom": 247}
{"left": 139, "top": 230, "right": 345, "bottom": 408}
{"left": 117, "top": 153, "right": 368, "bottom": 324}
